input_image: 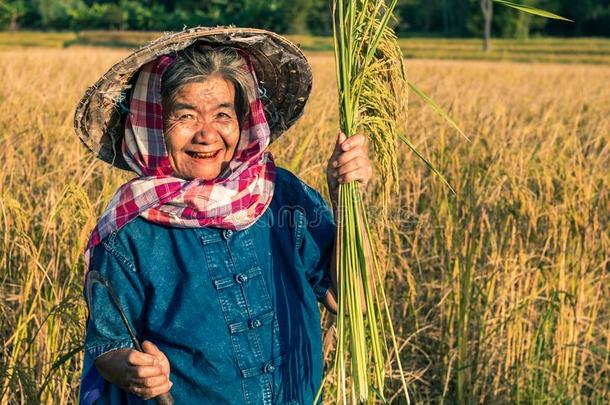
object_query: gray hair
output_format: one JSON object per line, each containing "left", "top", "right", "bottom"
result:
{"left": 161, "top": 44, "right": 256, "bottom": 126}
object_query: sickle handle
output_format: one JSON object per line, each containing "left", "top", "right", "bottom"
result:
{"left": 155, "top": 392, "right": 174, "bottom": 405}
{"left": 86, "top": 271, "right": 175, "bottom": 405}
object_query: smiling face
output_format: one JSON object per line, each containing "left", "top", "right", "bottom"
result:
{"left": 163, "top": 76, "right": 241, "bottom": 180}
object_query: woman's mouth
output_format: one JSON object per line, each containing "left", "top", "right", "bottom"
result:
{"left": 186, "top": 150, "right": 221, "bottom": 160}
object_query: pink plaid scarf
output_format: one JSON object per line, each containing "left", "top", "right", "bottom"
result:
{"left": 85, "top": 54, "right": 276, "bottom": 267}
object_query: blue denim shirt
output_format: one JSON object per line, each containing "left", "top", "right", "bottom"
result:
{"left": 80, "top": 168, "right": 335, "bottom": 405}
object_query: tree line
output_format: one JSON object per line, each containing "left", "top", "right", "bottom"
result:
{"left": 1, "top": 0, "right": 608, "bottom": 37}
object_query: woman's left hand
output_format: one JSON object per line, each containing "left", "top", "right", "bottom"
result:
{"left": 326, "top": 132, "right": 373, "bottom": 208}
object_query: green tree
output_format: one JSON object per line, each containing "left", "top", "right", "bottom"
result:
{"left": 0, "top": 0, "right": 26, "bottom": 30}
{"left": 34, "top": 0, "right": 87, "bottom": 29}
{"left": 279, "top": 0, "right": 312, "bottom": 34}
{"left": 2, "top": 0, "right": 609, "bottom": 36}
{"left": 562, "top": 0, "right": 594, "bottom": 35}
{"left": 121, "top": 0, "right": 166, "bottom": 30}
{"left": 307, "top": 0, "right": 332, "bottom": 35}
{"left": 396, "top": 0, "right": 479, "bottom": 37}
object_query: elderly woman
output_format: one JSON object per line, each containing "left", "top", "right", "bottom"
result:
{"left": 77, "top": 28, "right": 372, "bottom": 405}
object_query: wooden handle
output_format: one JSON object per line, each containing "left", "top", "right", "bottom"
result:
{"left": 155, "top": 392, "right": 174, "bottom": 405}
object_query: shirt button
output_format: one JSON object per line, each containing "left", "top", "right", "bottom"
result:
{"left": 249, "top": 319, "right": 261, "bottom": 329}
{"left": 263, "top": 362, "right": 275, "bottom": 373}
{"left": 222, "top": 230, "right": 233, "bottom": 240}
{"left": 234, "top": 273, "right": 248, "bottom": 284}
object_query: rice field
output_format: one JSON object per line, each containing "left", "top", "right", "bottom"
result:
{"left": 0, "top": 42, "right": 609, "bottom": 403}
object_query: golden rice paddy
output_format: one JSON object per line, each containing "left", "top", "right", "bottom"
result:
{"left": 0, "top": 44, "right": 608, "bottom": 403}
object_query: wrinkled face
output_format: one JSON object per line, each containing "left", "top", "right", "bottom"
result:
{"left": 163, "top": 76, "right": 240, "bottom": 180}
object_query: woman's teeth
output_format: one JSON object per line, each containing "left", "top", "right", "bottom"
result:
{"left": 189, "top": 151, "right": 219, "bottom": 159}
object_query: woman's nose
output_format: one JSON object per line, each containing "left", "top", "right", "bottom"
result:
{"left": 191, "top": 120, "right": 217, "bottom": 143}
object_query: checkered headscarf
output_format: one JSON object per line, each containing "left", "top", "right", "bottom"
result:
{"left": 85, "top": 53, "right": 276, "bottom": 267}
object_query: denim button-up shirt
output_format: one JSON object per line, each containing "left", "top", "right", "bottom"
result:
{"left": 80, "top": 168, "right": 335, "bottom": 405}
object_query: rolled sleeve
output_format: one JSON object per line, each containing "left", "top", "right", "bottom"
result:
{"left": 85, "top": 339, "right": 134, "bottom": 361}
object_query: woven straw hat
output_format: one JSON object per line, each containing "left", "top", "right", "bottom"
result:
{"left": 73, "top": 26, "right": 313, "bottom": 171}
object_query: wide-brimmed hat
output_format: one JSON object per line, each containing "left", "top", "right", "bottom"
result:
{"left": 73, "top": 26, "right": 313, "bottom": 171}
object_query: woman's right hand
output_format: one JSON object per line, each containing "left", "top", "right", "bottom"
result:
{"left": 94, "top": 340, "right": 172, "bottom": 400}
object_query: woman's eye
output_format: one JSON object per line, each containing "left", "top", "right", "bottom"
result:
{"left": 175, "top": 112, "right": 194, "bottom": 120}
{"left": 218, "top": 112, "right": 232, "bottom": 119}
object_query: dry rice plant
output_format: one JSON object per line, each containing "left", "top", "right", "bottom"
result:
{"left": 0, "top": 45, "right": 608, "bottom": 404}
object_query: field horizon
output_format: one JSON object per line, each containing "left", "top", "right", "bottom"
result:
{"left": 1, "top": 30, "right": 610, "bottom": 65}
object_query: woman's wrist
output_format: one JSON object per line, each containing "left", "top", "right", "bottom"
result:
{"left": 95, "top": 348, "right": 130, "bottom": 385}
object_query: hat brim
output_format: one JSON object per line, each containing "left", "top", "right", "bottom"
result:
{"left": 73, "top": 27, "right": 313, "bottom": 171}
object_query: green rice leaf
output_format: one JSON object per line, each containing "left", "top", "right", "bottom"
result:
{"left": 493, "top": 0, "right": 573, "bottom": 21}
{"left": 408, "top": 80, "right": 470, "bottom": 143}
{"left": 397, "top": 133, "right": 456, "bottom": 194}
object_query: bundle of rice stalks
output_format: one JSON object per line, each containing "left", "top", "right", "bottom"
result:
{"left": 319, "top": 0, "right": 410, "bottom": 403}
